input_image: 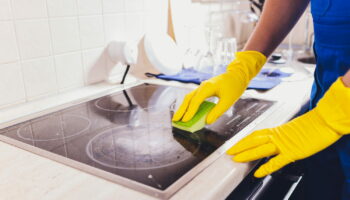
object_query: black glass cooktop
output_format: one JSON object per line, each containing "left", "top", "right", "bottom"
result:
{"left": 0, "top": 84, "right": 275, "bottom": 192}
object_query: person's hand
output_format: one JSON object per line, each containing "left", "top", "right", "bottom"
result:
{"left": 172, "top": 51, "right": 266, "bottom": 124}
{"left": 227, "top": 78, "right": 350, "bottom": 178}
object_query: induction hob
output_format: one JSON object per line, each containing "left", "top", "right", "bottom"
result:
{"left": 0, "top": 83, "right": 277, "bottom": 199}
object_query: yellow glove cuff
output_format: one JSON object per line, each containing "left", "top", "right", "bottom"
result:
{"left": 315, "top": 78, "right": 350, "bottom": 135}
{"left": 226, "top": 51, "right": 267, "bottom": 83}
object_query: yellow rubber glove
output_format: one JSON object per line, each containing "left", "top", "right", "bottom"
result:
{"left": 227, "top": 77, "right": 350, "bottom": 178}
{"left": 172, "top": 51, "right": 266, "bottom": 124}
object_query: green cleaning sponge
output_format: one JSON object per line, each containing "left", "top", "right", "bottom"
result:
{"left": 172, "top": 101, "right": 216, "bottom": 133}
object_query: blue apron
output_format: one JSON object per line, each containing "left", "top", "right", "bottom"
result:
{"left": 303, "top": 0, "right": 350, "bottom": 199}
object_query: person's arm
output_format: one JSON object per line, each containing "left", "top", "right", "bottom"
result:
{"left": 173, "top": 0, "right": 311, "bottom": 124}
{"left": 244, "top": 0, "right": 310, "bottom": 56}
{"left": 342, "top": 70, "right": 350, "bottom": 87}
{"left": 227, "top": 70, "right": 350, "bottom": 178}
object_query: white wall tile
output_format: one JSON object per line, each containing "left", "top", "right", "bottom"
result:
{"left": 144, "top": 13, "right": 164, "bottom": 34}
{"left": 47, "top": 0, "right": 77, "bottom": 17}
{"left": 0, "top": 22, "right": 18, "bottom": 64}
{"left": 104, "top": 14, "right": 125, "bottom": 42}
{"left": 0, "top": 63, "right": 26, "bottom": 107}
{"left": 125, "top": 0, "right": 143, "bottom": 12}
{"left": 50, "top": 18, "right": 80, "bottom": 54}
{"left": 16, "top": 20, "right": 51, "bottom": 59}
{"left": 125, "top": 13, "right": 144, "bottom": 41}
{"left": 102, "top": 0, "right": 124, "bottom": 13}
{"left": 77, "top": 0, "right": 102, "bottom": 15}
{"left": 158, "top": 0, "right": 169, "bottom": 33}
{"left": 12, "top": 0, "right": 47, "bottom": 19}
{"left": 0, "top": 0, "right": 11, "bottom": 20}
{"left": 144, "top": 0, "right": 161, "bottom": 12}
{"left": 0, "top": 0, "right": 169, "bottom": 109}
{"left": 143, "top": 0, "right": 168, "bottom": 34}
{"left": 82, "top": 48, "right": 107, "bottom": 84}
{"left": 22, "top": 58, "right": 57, "bottom": 99}
{"left": 54, "top": 52, "right": 84, "bottom": 90}
{"left": 79, "top": 16, "right": 105, "bottom": 49}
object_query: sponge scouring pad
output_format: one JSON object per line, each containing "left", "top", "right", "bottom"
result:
{"left": 172, "top": 101, "right": 216, "bottom": 133}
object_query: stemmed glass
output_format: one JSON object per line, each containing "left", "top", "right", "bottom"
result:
{"left": 216, "top": 37, "right": 237, "bottom": 75}
{"left": 196, "top": 27, "right": 220, "bottom": 76}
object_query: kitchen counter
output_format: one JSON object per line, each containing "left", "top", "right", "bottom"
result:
{"left": 0, "top": 63, "right": 314, "bottom": 200}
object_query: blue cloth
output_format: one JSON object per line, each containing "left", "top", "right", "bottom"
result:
{"left": 153, "top": 68, "right": 291, "bottom": 90}
{"left": 155, "top": 68, "right": 211, "bottom": 85}
{"left": 303, "top": 0, "right": 350, "bottom": 199}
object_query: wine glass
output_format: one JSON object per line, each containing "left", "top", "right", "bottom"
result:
{"left": 196, "top": 27, "right": 219, "bottom": 76}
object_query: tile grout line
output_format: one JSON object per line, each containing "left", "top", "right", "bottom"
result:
{"left": 8, "top": 0, "right": 29, "bottom": 103}
{"left": 75, "top": 0, "right": 87, "bottom": 87}
{"left": 45, "top": 0, "right": 60, "bottom": 96}
{"left": 101, "top": 0, "right": 109, "bottom": 80}
{"left": 0, "top": 12, "right": 135, "bottom": 22}
{"left": 2, "top": 46, "right": 106, "bottom": 68}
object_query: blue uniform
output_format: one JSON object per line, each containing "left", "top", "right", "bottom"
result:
{"left": 303, "top": 0, "right": 350, "bottom": 199}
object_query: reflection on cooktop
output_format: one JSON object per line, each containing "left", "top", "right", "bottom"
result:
{"left": 17, "top": 114, "right": 91, "bottom": 141}
{"left": 86, "top": 125, "right": 200, "bottom": 170}
{"left": 0, "top": 83, "right": 275, "bottom": 193}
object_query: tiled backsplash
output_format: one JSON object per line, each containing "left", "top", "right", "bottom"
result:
{"left": 0, "top": 0, "right": 167, "bottom": 109}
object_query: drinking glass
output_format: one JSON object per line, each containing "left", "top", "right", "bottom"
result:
{"left": 196, "top": 28, "right": 219, "bottom": 75}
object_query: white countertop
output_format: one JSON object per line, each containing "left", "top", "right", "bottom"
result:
{"left": 0, "top": 63, "right": 314, "bottom": 200}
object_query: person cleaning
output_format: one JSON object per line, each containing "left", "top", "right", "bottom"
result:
{"left": 172, "top": 0, "right": 350, "bottom": 199}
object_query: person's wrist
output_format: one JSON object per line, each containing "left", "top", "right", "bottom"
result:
{"left": 226, "top": 51, "right": 266, "bottom": 81}
{"left": 315, "top": 78, "right": 350, "bottom": 135}
{"left": 341, "top": 70, "right": 350, "bottom": 87}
